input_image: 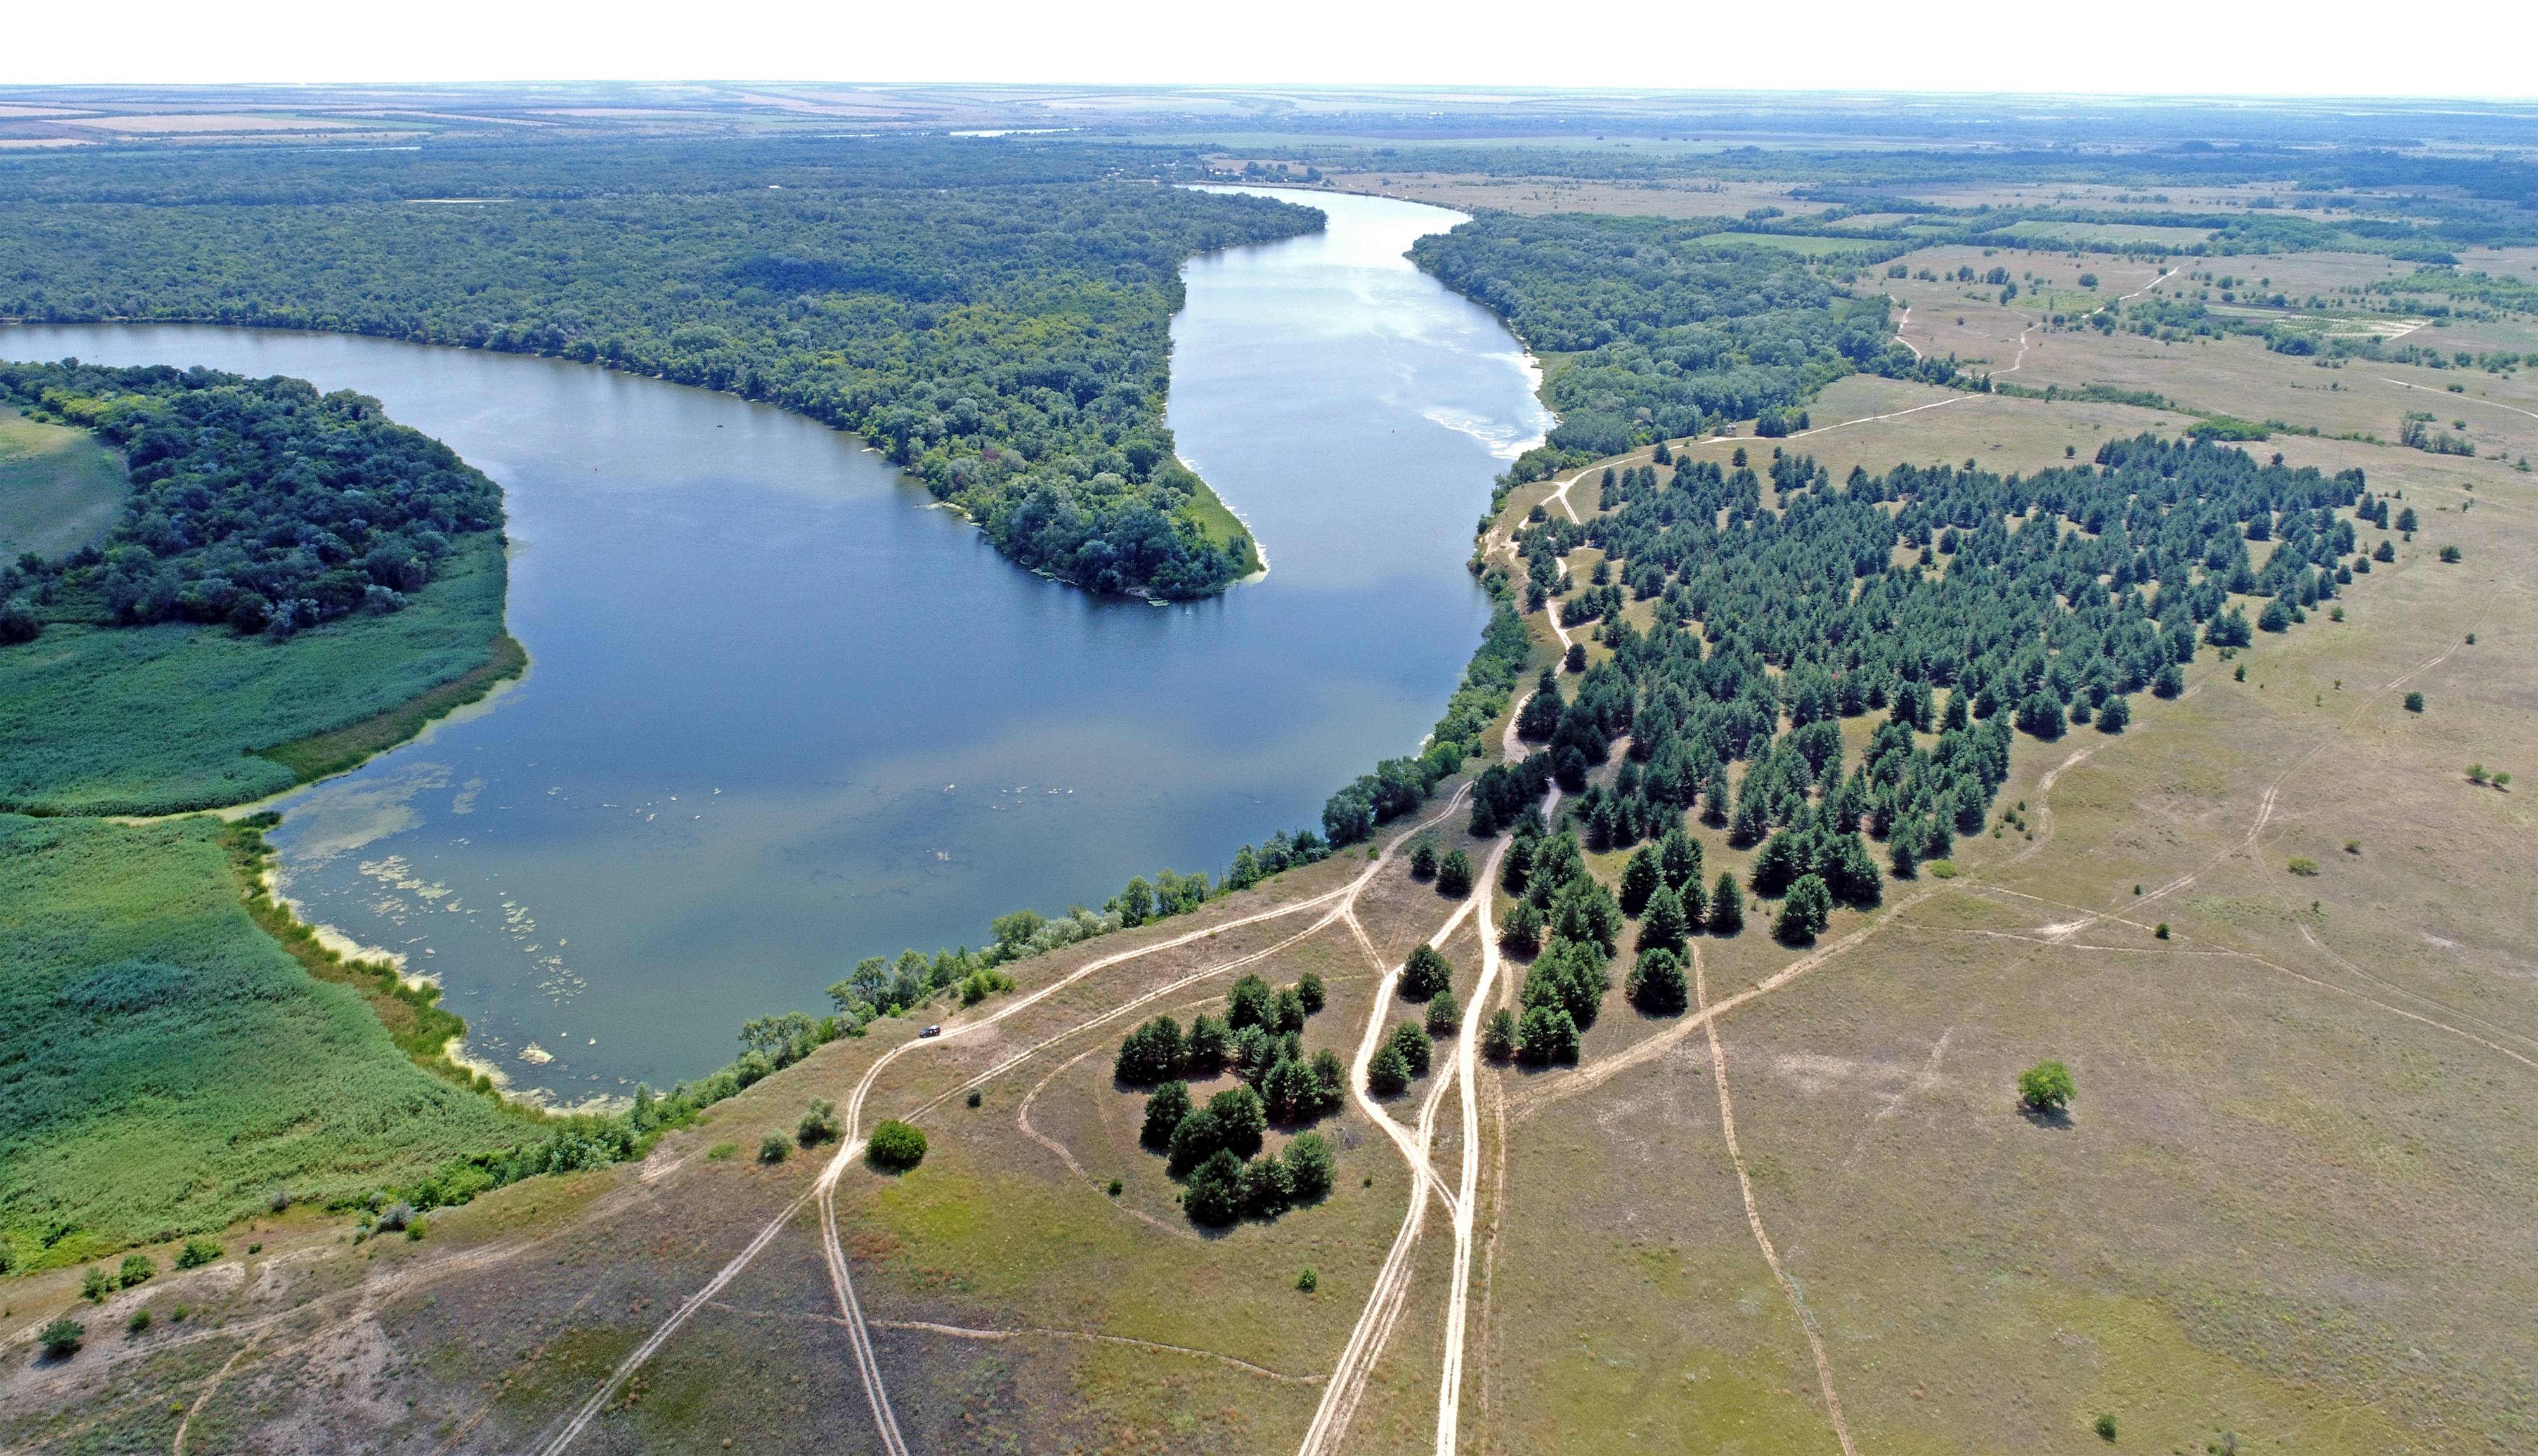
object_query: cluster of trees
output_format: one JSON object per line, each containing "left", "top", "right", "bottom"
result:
{"left": 1117, "top": 972, "right": 1341, "bottom": 1225}
{"left": 0, "top": 363, "right": 501, "bottom": 642}
{"left": 1370, "top": 945, "right": 1457, "bottom": 1091}
{"left": 1477, "top": 432, "right": 2379, "bottom": 993}
{"left": 0, "top": 139, "right": 1323, "bottom": 599}
{"left": 1410, "top": 214, "right": 1901, "bottom": 457}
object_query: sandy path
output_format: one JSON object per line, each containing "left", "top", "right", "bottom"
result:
{"left": 1698, "top": 944, "right": 1858, "bottom": 1456}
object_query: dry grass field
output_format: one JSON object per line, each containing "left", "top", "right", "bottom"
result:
{"left": 7, "top": 221, "right": 2537, "bottom": 1456}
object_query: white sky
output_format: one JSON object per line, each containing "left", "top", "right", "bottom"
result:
{"left": 4, "top": 0, "right": 2533, "bottom": 100}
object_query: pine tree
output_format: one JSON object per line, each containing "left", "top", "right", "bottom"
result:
{"left": 1401, "top": 944, "right": 1454, "bottom": 1002}
{"left": 1518, "top": 1004, "right": 1580, "bottom": 1064}
{"left": 1627, "top": 947, "right": 1689, "bottom": 1015}
{"left": 1636, "top": 885, "right": 1689, "bottom": 954}
{"left": 1388, "top": 1021, "right": 1433, "bottom": 1078}
{"left": 1775, "top": 874, "right": 1833, "bottom": 945}
{"left": 1436, "top": 848, "right": 1473, "bottom": 897}
{"left": 1368, "top": 1043, "right": 1412, "bottom": 1096}
{"left": 1426, "top": 988, "right": 1462, "bottom": 1036}
{"left": 1619, "top": 845, "right": 1663, "bottom": 916}
{"left": 1481, "top": 1008, "right": 1519, "bottom": 1061}
{"left": 1707, "top": 873, "right": 1745, "bottom": 935}
{"left": 1141, "top": 1081, "right": 1192, "bottom": 1149}
{"left": 1658, "top": 826, "right": 1703, "bottom": 892}
{"left": 1500, "top": 897, "right": 1545, "bottom": 954}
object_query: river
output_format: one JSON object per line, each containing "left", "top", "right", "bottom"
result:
{"left": 1, "top": 190, "right": 1547, "bottom": 1100}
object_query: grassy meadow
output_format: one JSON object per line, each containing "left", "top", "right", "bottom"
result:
{"left": 0, "top": 812, "right": 520, "bottom": 1271}
{"left": 0, "top": 533, "right": 514, "bottom": 816}
{"left": 0, "top": 405, "right": 124, "bottom": 561}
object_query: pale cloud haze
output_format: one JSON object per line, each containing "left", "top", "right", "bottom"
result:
{"left": 3, "top": 0, "right": 2529, "bottom": 97}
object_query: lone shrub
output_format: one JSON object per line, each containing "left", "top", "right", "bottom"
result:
{"left": 2404, "top": 691, "right": 2424, "bottom": 713}
{"left": 119, "top": 1254, "right": 157, "bottom": 1288}
{"left": 81, "top": 1266, "right": 113, "bottom": 1303}
{"left": 2019, "top": 1060, "right": 2076, "bottom": 1114}
{"left": 1480, "top": 1008, "right": 1519, "bottom": 1062}
{"left": 1296, "top": 1266, "right": 1319, "bottom": 1292}
{"left": 867, "top": 1119, "right": 928, "bottom": 1171}
{"left": 40, "top": 1317, "right": 84, "bottom": 1358}
{"left": 2154, "top": 923, "right": 2170, "bottom": 939}
{"left": 126, "top": 1308, "right": 152, "bottom": 1336}
{"left": 174, "top": 1238, "right": 223, "bottom": 1270}
{"left": 706, "top": 1141, "right": 738, "bottom": 1160}
{"left": 2096, "top": 1412, "right": 2119, "bottom": 1441}
{"left": 2287, "top": 857, "right": 2319, "bottom": 877}
{"left": 1409, "top": 838, "right": 1438, "bottom": 879}
{"left": 758, "top": 1132, "right": 791, "bottom": 1164}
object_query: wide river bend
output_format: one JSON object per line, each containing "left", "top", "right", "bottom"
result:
{"left": 3, "top": 190, "right": 1548, "bottom": 1097}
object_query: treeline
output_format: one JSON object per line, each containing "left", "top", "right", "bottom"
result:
{"left": 0, "top": 138, "right": 1324, "bottom": 598}
{"left": 0, "top": 361, "right": 501, "bottom": 642}
{"left": 1410, "top": 214, "right": 1903, "bottom": 460}
{"left": 1115, "top": 972, "right": 1339, "bottom": 1225}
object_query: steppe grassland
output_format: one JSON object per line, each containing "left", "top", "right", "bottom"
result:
{"left": 0, "top": 405, "right": 123, "bottom": 559}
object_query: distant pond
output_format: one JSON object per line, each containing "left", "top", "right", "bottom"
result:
{"left": 3, "top": 189, "right": 1548, "bottom": 1098}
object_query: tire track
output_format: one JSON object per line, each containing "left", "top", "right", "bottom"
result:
{"left": 1697, "top": 944, "right": 1857, "bottom": 1456}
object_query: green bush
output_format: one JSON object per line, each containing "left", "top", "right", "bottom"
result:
{"left": 40, "top": 1316, "right": 84, "bottom": 1358}
{"left": 117, "top": 1253, "right": 157, "bottom": 1287}
{"left": 757, "top": 1132, "right": 791, "bottom": 1164}
{"left": 2019, "top": 1060, "right": 2076, "bottom": 1114}
{"left": 866, "top": 1119, "right": 928, "bottom": 1172}
{"left": 174, "top": 1238, "right": 223, "bottom": 1269}
{"left": 81, "top": 1266, "right": 112, "bottom": 1302}
{"left": 797, "top": 1099, "right": 842, "bottom": 1146}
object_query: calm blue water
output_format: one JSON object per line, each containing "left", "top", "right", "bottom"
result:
{"left": 2, "top": 190, "right": 1547, "bottom": 1100}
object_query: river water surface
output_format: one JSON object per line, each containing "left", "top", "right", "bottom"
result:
{"left": 3, "top": 190, "right": 1547, "bottom": 1097}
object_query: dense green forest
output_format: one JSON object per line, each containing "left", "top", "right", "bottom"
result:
{"left": 1412, "top": 214, "right": 1913, "bottom": 460}
{"left": 0, "top": 138, "right": 1324, "bottom": 597}
{"left": 0, "top": 361, "right": 502, "bottom": 639}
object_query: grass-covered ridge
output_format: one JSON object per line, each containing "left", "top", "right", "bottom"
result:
{"left": 0, "top": 812, "right": 520, "bottom": 1268}
{"left": 0, "top": 532, "right": 511, "bottom": 814}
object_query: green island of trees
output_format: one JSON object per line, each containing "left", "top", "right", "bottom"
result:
{"left": 0, "top": 362, "right": 523, "bottom": 815}
{"left": 0, "top": 138, "right": 1324, "bottom": 598}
